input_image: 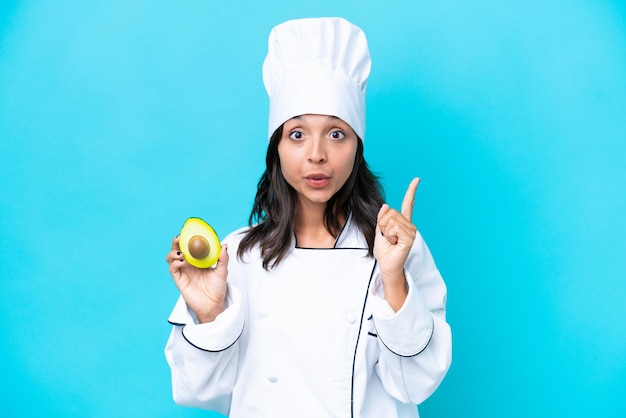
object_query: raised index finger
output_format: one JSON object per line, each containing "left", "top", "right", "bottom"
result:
{"left": 401, "top": 177, "right": 420, "bottom": 221}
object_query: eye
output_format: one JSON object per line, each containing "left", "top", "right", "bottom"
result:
{"left": 288, "top": 130, "right": 304, "bottom": 140}
{"left": 329, "top": 130, "right": 345, "bottom": 140}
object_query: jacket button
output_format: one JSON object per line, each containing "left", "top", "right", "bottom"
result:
{"left": 267, "top": 376, "right": 278, "bottom": 383}
{"left": 345, "top": 312, "right": 357, "bottom": 324}
{"left": 258, "top": 310, "right": 268, "bottom": 318}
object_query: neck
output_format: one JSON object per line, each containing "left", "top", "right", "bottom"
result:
{"left": 294, "top": 199, "right": 343, "bottom": 248}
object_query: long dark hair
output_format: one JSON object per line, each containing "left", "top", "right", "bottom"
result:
{"left": 237, "top": 125, "right": 385, "bottom": 269}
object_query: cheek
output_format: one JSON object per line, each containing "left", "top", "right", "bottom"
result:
{"left": 277, "top": 150, "right": 298, "bottom": 181}
{"left": 340, "top": 148, "right": 358, "bottom": 177}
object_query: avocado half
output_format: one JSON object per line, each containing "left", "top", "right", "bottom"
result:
{"left": 179, "top": 217, "right": 221, "bottom": 268}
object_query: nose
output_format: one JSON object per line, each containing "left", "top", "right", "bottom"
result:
{"left": 307, "top": 137, "right": 327, "bottom": 163}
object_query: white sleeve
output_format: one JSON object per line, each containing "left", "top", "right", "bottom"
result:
{"left": 164, "top": 284, "right": 245, "bottom": 412}
{"left": 370, "top": 231, "right": 452, "bottom": 404}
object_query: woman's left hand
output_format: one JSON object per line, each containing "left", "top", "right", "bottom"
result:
{"left": 374, "top": 178, "right": 420, "bottom": 310}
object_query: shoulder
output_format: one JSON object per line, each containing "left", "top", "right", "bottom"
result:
{"left": 222, "top": 226, "right": 251, "bottom": 250}
{"left": 221, "top": 226, "right": 271, "bottom": 287}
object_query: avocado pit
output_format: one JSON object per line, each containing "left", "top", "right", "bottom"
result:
{"left": 188, "top": 235, "right": 210, "bottom": 259}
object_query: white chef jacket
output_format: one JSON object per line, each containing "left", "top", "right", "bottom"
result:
{"left": 165, "top": 215, "right": 451, "bottom": 417}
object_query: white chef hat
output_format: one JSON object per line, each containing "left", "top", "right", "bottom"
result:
{"left": 262, "top": 17, "right": 371, "bottom": 140}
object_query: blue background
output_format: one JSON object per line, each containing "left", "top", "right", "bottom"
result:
{"left": 1, "top": 1, "right": 625, "bottom": 417}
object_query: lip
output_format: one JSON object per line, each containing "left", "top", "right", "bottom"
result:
{"left": 305, "top": 173, "right": 331, "bottom": 189}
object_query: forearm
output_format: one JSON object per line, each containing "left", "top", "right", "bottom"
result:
{"left": 164, "top": 287, "right": 245, "bottom": 411}
{"left": 371, "top": 233, "right": 452, "bottom": 404}
{"left": 165, "top": 326, "right": 237, "bottom": 412}
{"left": 380, "top": 271, "right": 408, "bottom": 312}
{"left": 376, "top": 314, "right": 452, "bottom": 404}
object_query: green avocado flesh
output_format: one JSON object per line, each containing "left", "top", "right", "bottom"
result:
{"left": 179, "top": 218, "right": 221, "bottom": 268}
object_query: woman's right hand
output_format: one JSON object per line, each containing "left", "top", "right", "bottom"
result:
{"left": 165, "top": 236, "right": 229, "bottom": 323}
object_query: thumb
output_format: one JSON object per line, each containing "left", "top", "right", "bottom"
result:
{"left": 214, "top": 243, "right": 230, "bottom": 277}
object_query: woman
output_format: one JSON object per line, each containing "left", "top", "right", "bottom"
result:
{"left": 165, "top": 17, "right": 451, "bottom": 418}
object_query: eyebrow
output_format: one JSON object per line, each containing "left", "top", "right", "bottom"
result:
{"left": 291, "top": 115, "right": 339, "bottom": 121}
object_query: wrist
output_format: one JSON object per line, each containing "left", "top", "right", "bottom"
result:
{"left": 380, "top": 268, "right": 406, "bottom": 285}
{"left": 195, "top": 297, "right": 226, "bottom": 324}
{"left": 196, "top": 304, "right": 225, "bottom": 324}
{"left": 380, "top": 272, "right": 408, "bottom": 312}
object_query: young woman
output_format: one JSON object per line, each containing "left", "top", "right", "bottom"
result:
{"left": 165, "top": 17, "right": 451, "bottom": 418}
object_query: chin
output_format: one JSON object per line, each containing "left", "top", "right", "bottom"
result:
{"left": 302, "top": 192, "right": 333, "bottom": 205}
